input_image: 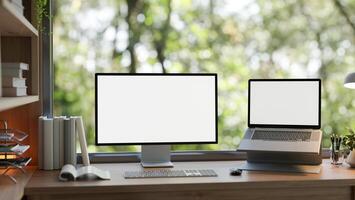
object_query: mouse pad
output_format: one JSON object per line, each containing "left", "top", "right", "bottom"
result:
{"left": 239, "top": 162, "right": 321, "bottom": 174}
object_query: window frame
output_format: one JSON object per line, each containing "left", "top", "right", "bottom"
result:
{"left": 47, "top": 1, "right": 330, "bottom": 164}
{"left": 42, "top": 0, "right": 53, "bottom": 117}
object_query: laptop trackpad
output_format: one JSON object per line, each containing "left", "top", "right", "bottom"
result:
{"left": 239, "top": 162, "right": 321, "bottom": 174}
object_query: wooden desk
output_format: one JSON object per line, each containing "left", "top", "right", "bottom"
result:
{"left": 25, "top": 160, "right": 355, "bottom": 200}
{"left": 0, "top": 166, "right": 35, "bottom": 200}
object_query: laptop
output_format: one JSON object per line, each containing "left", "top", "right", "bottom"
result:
{"left": 238, "top": 79, "right": 322, "bottom": 154}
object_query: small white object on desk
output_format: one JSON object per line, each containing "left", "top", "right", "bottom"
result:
{"left": 59, "top": 164, "right": 111, "bottom": 181}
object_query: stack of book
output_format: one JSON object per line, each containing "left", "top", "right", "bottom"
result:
{"left": 9, "top": 0, "right": 24, "bottom": 15}
{"left": 1, "top": 62, "right": 28, "bottom": 97}
{"left": 38, "top": 116, "right": 81, "bottom": 170}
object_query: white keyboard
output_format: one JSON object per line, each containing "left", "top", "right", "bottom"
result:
{"left": 124, "top": 169, "right": 218, "bottom": 179}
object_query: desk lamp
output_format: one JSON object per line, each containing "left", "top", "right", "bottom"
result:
{"left": 344, "top": 72, "right": 355, "bottom": 89}
{"left": 344, "top": 72, "right": 355, "bottom": 167}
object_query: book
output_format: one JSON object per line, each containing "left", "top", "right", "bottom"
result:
{"left": 0, "top": 144, "right": 18, "bottom": 152}
{"left": 63, "top": 118, "right": 70, "bottom": 165}
{"left": 2, "top": 68, "right": 23, "bottom": 78}
{"left": 0, "top": 144, "right": 30, "bottom": 155}
{"left": 9, "top": 0, "right": 24, "bottom": 15}
{"left": 0, "top": 157, "right": 31, "bottom": 167}
{"left": 53, "top": 117, "right": 60, "bottom": 170}
{"left": 2, "top": 87, "right": 27, "bottom": 96}
{"left": 43, "top": 117, "right": 54, "bottom": 170}
{"left": 58, "top": 164, "right": 111, "bottom": 181}
{"left": 53, "top": 116, "right": 66, "bottom": 169}
{"left": 9, "top": 0, "right": 23, "bottom": 7}
{"left": 10, "top": 144, "right": 30, "bottom": 155}
{"left": 2, "top": 77, "right": 26, "bottom": 87}
{"left": 69, "top": 117, "right": 77, "bottom": 165}
{"left": 58, "top": 116, "right": 66, "bottom": 168}
{"left": 64, "top": 117, "right": 76, "bottom": 165}
{"left": 38, "top": 116, "right": 45, "bottom": 170}
{"left": 0, "top": 133, "right": 14, "bottom": 141}
{"left": 2, "top": 62, "right": 29, "bottom": 70}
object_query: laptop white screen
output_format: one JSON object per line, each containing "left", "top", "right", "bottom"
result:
{"left": 249, "top": 80, "right": 320, "bottom": 128}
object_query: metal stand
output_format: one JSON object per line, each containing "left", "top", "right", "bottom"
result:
{"left": 239, "top": 150, "right": 322, "bottom": 173}
{"left": 245, "top": 150, "right": 322, "bottom": 165}
{"left": 1, "top": 161, "right": 26, "bottom": 183}
{"left": 140, "top": 145, "right": 173, "bottom": 168}
{"left": 0, "top": 120, "right": 30, "bottom": 183}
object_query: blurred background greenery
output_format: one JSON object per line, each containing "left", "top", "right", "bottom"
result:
{"left": 53, "top": 0, "right": 355, "bottom": 152}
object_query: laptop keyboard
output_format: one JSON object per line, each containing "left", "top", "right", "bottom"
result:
{"left": 252, "top": 130, "right": 311, "bottom": 141}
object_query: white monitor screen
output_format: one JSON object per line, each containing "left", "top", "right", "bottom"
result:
{"left": 248, "top": 80, "right": 320, "bottom": 128}
{"left": 96, "top": 74, "right": 217, "bottom": 145}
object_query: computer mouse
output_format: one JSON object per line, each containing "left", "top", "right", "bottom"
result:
{"left": 230, "top": 168, "right": 242, "bottom": 176}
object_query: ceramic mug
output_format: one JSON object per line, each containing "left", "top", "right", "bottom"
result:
{"left": 346, "top": 150, "right": 355, "bottom": 167}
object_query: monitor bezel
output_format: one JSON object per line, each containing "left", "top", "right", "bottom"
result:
{"left": 95, "top": 73, "right": 218, "bottom": 146}
{"left": 248, "top": 78, "right": 321, "bottom": 129}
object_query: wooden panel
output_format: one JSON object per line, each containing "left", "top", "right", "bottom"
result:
{"left": 0, "top": 36, "right": 2, "bottom": 96}
{"left": 28, "top": 101, "right": 41, "bottom": 166}
{"left": 26, "top": 186, "right": 352, "bottom": 200}
{"left": 0, "top": 0, "right": 38, "bottom": 36}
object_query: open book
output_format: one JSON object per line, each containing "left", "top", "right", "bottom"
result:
{"left": 59, "top": 164, "right": 111, "bottom": 181}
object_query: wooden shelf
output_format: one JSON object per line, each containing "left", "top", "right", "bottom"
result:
{"left": 0, "top": 95, "right": 39, "bottom": 112}
{"left": 0, "top": 0, "right": 38, "bottom": 36}
{"left": 0, "top": 0, "right": 40, "bottom": 168}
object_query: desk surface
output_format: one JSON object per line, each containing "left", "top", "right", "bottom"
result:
{"left": 25, "top": 160, "right": 355, "bottom": 195}
{"left": 0, "top": 166, "right": 35, "bottom": 200}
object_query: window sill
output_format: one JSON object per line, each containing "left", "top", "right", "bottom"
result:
{"left": 78, "top": 149, "right": 331, "bottom": 164}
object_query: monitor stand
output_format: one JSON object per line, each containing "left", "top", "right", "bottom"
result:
{"left": 140, "top": 145, "right": 174, "bottom": 168}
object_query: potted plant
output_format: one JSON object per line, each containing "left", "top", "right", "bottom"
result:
{"left": 342, "top": 128, "right": 355, "bottom": 167}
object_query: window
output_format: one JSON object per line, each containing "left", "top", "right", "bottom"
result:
{"left": 53, "top": 0, "right": 355, "bottom": 153}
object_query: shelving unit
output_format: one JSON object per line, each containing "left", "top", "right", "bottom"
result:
{"left": 0, "top": 0, "right": 38, "bottom": 36}
{"left": 0, "top": 0, "right": 41, "bottom": 171}
{"left": 0, "top": 96, "right": 39, "bottom": 112}
{"left": 0, "top": 0, "right": 40, "bottom": 108}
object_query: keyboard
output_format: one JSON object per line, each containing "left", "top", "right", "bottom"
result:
{"left": 252, "top": 130, "right": 311, "bottom": 141}
{"left": 124, "top": 169, "right": 218, "bottom": 179}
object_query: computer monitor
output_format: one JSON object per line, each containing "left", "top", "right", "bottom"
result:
{"left": 248, "top": 79, "right": 321, "bottom": 129}
{"left": 95, "top": 73, "right": 217, "bottom": 167}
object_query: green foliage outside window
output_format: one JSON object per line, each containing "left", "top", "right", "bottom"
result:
{"left": 53, "top": 0, "right": 355, "bottom": 152}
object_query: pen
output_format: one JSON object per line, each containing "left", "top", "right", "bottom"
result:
{"left": 331, "top": 135, "right": 335, "bottom": 159}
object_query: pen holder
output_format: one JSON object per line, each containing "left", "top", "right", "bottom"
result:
{"left": 330, "top": 147, "right": 344, "bottom": 165}
{"left": 330, "top": 134, "right": 344, "bottom": 165}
